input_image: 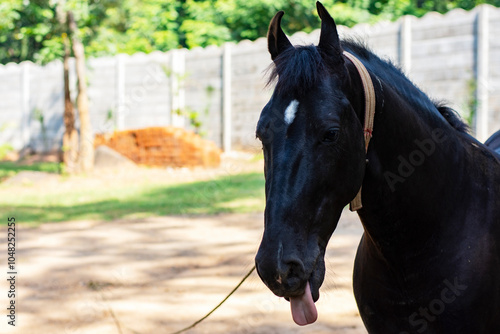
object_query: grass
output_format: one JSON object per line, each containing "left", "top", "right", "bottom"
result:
{"left": 0, "top": 171, "right": 265, "bottom": 225}
{"left": 0, "top": 161, "right": 60, "bottom": 181}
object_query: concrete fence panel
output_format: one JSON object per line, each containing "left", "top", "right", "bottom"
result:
{"left": 0, "top": 5, "right": 499, "bottom": 153}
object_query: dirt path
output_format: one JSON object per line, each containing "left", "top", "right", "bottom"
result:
{"left": 1, "top": 210, "right": 367, "bottom": 334}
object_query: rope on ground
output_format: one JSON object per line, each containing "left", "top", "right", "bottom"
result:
{"left": 99, "top": 290, "right": 124, "bottom": 334}
{"left": 169, "top": 265, "right": 256, "bottom": 334}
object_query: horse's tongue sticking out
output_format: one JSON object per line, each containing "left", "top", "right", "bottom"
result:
{"left": 289, "top": 282, "right": 318, "bottom": 326}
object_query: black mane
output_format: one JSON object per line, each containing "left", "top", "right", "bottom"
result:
{"left": 267, "top": 39, "right": 469, "bottom": 134}
{"left": 341, "top": 40, "right": 470, "bottom": 134}
{"left": 267, "top": 45, "right": 329, "bottom": 97}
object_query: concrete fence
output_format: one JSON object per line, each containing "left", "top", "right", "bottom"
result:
{"left": 0, "top": 5, "right": 499, "bottom": 154}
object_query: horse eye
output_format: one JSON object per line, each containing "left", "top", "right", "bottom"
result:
{"left": 322, "top": 128, "right": 339, "bottom": 143}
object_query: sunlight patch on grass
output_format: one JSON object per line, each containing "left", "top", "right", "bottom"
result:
{"left": 0, "top": 172, "right": 265, "bottom": 224}
{"left": 0, "top": 161, "right": 60, "bottom": 181}
{"left": 216, "top": 197, "right": 264, "bottom": 211}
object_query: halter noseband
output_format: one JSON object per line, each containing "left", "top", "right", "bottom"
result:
{"left": 343, "top": 51, "right": 376, "bottom": 211}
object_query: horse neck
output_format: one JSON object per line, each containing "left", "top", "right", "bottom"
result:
{"left": 351, "top": 70, "right": 471, "bottom": 260}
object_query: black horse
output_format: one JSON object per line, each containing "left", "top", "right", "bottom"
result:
{"left": 255, "top": 2, "right": 500, "bottom": 333}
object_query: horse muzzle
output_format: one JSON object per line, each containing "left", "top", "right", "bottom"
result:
{"left": 255, "top": 238, "right": 325, "bottom": 326}
{"left": 255, "top": 237, "right": 325, "bottom": 300}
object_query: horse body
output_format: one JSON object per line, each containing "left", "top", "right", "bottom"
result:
{"left": 355, "top": 71, "right": 500, "bottom": 333}
{"left": 349, "top": 45, "right": 500, "bottom": 332}
{"left": 341, "top": 43, "right": 500, "bottom": 333}
{"left": 255, "top": 2, "right": 500, "bottom": 333}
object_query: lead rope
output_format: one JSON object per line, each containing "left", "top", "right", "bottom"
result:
{"left": 169, "top": 266, "right": 256, "bottom": 334}
{"left": 343, "top": 51, "right": 376, "bottom": 212}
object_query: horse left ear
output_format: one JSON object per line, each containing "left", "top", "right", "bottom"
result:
{"left": 267, "top": 11, "right": 293, "bottom": 61}
{"left": 316, "top": 2, "right": 342, "bottom": 62}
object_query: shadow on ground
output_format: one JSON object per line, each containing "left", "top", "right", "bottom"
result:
{"left": 0, "top": 211, "right": 367, "bottom": 334}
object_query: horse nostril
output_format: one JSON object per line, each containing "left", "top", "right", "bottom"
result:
{"left": 255, "top": 246, "right": 307, "bottom": 294}
{"left": 279, "top": 255, "right": 306, "bottom": 291}
{"left": 283, "top": 256, "right": 305, "bottom": 277}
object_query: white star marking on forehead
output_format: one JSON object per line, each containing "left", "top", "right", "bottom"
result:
{"left": 284, "top": 100, "right": 299, "bottom": 125}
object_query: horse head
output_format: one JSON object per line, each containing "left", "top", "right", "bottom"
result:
{"left": 255, "top": 2, "right": 366, "bottom": 325}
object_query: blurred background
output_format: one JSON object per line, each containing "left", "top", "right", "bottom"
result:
{"left": 0, "top": 1, "right": 499, "bottom": 333}
{"left": 1, "top": 0, "right": 499, "bottom": 168}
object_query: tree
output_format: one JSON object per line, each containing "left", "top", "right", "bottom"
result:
{"left": 2, "top": 0, "right": 500, "bottom": 65}
{"left": 61, "top": 30, "right": 79, "bottom": 174}
{"left": 68, "top": 11, "right": 93, "bottom": 173}
{"left": 0, "top": 0, "right": 62, "bottom": 64}
{"left": 58, "top": 1, "right": 79, "bottom": 174}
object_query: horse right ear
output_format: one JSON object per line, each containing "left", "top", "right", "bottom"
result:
{"left": 316, "top": 2, "right": 342, "bottom": 62}
{"left": 267, "top": 11, "right": 293, "bottom": 61}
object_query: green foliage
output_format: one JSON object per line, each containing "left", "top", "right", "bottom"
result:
{"left": 33, "top": 107, "right": 49, "bottom": 151}
{"left": 181, "top": 0, "right": 231, "bottom": 48}
{"left": 0, "top": 123, "right": 15, "bottom": 160}
{"left": 0, "top": 0, "right": 59, "bottom": 64}
{"left": 0, "top": 144, "right": 14, "bottom": 160}
{"left": 1, "top": 0, "right": 499, "bottom": 64}
{"left": 181, "top": 19, "right": 231, "bottom": 49}
{"left": 464, "top": 77, "right": 478, "bottom": 128}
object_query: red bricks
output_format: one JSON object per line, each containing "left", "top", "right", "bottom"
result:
{"left": 95, "top": 127, "right": 221, "bottom": 168}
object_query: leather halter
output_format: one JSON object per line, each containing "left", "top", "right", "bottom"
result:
{"left": 342, "top": 51, "right": 376, "bottom": 211}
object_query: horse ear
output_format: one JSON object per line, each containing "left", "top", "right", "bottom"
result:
{"left": 267, "top": 11, "right": 293, "bottom": 61}
{"left": 316, "top": 2, "right": 342, "bottom": 61}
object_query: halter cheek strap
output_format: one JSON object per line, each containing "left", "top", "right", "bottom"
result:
{"left": 342, "top": 51, "right": 376, "bottom": 211}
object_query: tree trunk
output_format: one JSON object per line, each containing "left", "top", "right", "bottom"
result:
{"left": 68, "top": 11, "right": 94, "bottom": 173}
{"left": 62, "top": 32, "right": 79, "bottom": 174}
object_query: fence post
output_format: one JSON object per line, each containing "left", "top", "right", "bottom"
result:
{"left": 399, "top": 15, "right": 412, "bottom": 74}
{"left": 171, "top": 49, "right": 186, "bottom": 128}
{"left": 222, "top": 43, "right": 232, "bottom": 153}
{"left": 116, "top": 54, "right": 125, "bottom": 130}
{"left": 476, "top": 5, "right": 489, "bottom": 142}
{"left": 20, "top": 62, "right": 31, "bottom": 151}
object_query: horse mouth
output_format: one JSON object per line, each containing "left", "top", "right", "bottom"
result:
{"left": 282, "top": 275, "right": 321, "bottom": 302}
{"left": 259, "top": 262, "right": 324, "bottom": 326}
{"left": 257, "top": 258, "right": 324, "bottom": 302}
{"left": 287, "top": 279, "right": 320, "bottom": 326}
{"left": 255, "top": 233, "right": 328, "bottom": 326}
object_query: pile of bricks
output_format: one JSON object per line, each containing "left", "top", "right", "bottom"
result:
{"left": 94, "top": 127, "right": 221, "bottom": 168}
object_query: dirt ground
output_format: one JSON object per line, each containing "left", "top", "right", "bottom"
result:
{"left": 1, "top": 209, "right": 367, "bottom": 334}
{"left": 1, "top": 152, "right": 368, "bottom": 334}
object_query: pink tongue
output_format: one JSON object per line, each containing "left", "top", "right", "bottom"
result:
{"left": 289, "top": 282, "right": 318, "bottom": 326}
